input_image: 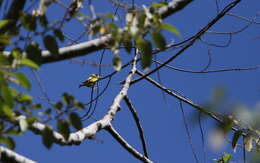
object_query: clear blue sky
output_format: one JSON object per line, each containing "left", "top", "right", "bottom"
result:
{"left": 13, "top": 0, "right": 260, "bottom": 162}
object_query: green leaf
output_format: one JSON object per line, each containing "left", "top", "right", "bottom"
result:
{"left": 39, "top": 15, "right": 48, "bottom": 27}
{"left": 75, "top": 102, "right": 85, "bottom": 110}
{"left": 151, "top": 2, "right": 168, "bottom": 9}
{"left": 5, "top": 128, "right": 21, "bottom": 136}
{"left": 11, "top": 48, "right": 22, "bottom": 59}
{"left": 43, "top": 35, "right": 59, "bottom": 56}
{"left": 136, "top": 37, "right": 153, "bottom": 69}
{"left": 53, "top": 29, "right": 64, "bottom": 42}
{"left": 43, "top": 108, "right": 52, "bottom": 115}
{"left": 0, "top": 54, "right": 11, "bottom": 65}
{"left": 2, "top": 87, "right": 14, "bottom": 107}
{"left": 33, "top": 103, "right": 42, "bottom": 109}
{"left": 222, "top": 153, "right": 232, "bottom": 163}
{"left": 0, "top": 20, "right": 12, "bottom": 29}
{"left": 69, "top": 112, "right": 82, "bottom": 130}
{"left": 123, "top": 39, "right": 132, "bottom": 53}
{"left": 26, "top": 42, "right": 42, "bottom": 64}
{"left": 214, "top": 153, "right": 232, "bottom": 163}
{"left": 20, "top": 58, "right": 40, "bottom": 70}
{"left": 0, "top": 136, "right": 15, "bottom": 149}
{"left": 15, "top": 72, "right": 31, "bottom": 90}
{"left": 232, "top": 130, "right": 242, "bottom": 150}
{"left": 112, "top": 55, "right": 122, "bottom": 71}
{"left": 21, "top": 13, "right": 37, "bottom": 31}
{"left": 42, "top": 126, "right": 54, "bottom": 149}
{"left": 75, "top": 13, "right": 89, "bottom": 22}
{"left": 54, "top": 101, "right": 63, "bottom": 110}
{"left": 18, "top": 94, "right": 32, "bottom": 103}
{"left": 152, "top": 30, "right": 166, "bottom": 50}
{"left": 161, "top": 23, "right": 180, "bottom": 36}
{"left": 19, "top": 118, "right": 28, "bottom": 132}
{"left": 57, "top": 120, "right": 70, "bottom": 140}
{"left": 26, "top": 116, "right": 37, "bottom": 125}
{"left": 0, "top": 122, "right": 4, "bottom": 133}
{"left": 137, "top": 13, "right": 146, "bottom": 29}
{"left": 108, "top": 23, "right": 118, "bottom": 38}
{"left": 0, "top": 35, "right": 11, "bottom": 46}
{"left": 62, "top": 93, "right": 74, "bottom": 105}
{"left": 2, "top": 105, "right": 15, "bottom": 120}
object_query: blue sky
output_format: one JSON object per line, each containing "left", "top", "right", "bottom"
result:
{"left": 12, "top": 0, "right": 260, "bottom": 162}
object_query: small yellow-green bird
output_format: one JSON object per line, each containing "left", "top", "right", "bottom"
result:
{"left": 79, "top": 74, "right": 100, "bottom": 88}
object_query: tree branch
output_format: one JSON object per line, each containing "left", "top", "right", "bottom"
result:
{"left": 123, "top": 96, "right": 149, "bottom": 158}
{"left": 3, "top": 0, "right": 193, "bottom": 64}
{"left": 135, "top": 70, "right": 250, "bottom": 136}
{"left": 153, "top": 59, "right": 260, "bottom": 73}
{"left": 16, "top": 54, "right": 137, "bottom": 146}
{"left": 105, "top": 125, "right": 152, "bottom": 163}
{"left": 1, "top": 54, "right": 137, "bottom": 162}
{"left": 0, "top": 146, "right": 37, "bottom": 163}
{"left": 129, "top": 0, "right": 241, "bottom": 85}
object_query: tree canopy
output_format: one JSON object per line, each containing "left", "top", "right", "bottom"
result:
{"left": 0, "top": 0, "right": 259, "bottom": 163}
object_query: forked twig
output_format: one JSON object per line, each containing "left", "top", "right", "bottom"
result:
{"left": 106, "top": 125, "right": 152, "bottom": 163}
{"left": 124, "top": 96, "right": 149, "bottom": 158}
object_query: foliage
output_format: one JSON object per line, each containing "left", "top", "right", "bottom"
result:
{"left": 0, "top": 0, "right": 259, "bottom": 163}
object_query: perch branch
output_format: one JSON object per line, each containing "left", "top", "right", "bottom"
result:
{"left": 22, "top": 54, "right": 137, "bottom": 146}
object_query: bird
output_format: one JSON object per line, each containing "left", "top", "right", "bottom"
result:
{"left": 79, "top": 74, "right": 100, "bottom": 88}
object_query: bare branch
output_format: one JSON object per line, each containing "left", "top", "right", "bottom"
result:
{"left": 227, "top": 13, "right": 260, "bottom": 24}
{"left": 106, "top": 125, "right": 153, "bottom": 163}
{"left": 124, "top": 96, "right": 149, "bottom": 158}
{"left": 153, "top": 60, "right": 260, "bottom": 73}
{"left": 130, "top": 0, "right": 241, "bottom": 85}
{"left": 199, "top": 33, "right": 232, "bottom": 47}
{"left": 135, "top": 70, "right": 247, "bottom": 135}
{"left": 179, "top": 101, "right": 199, "bottom": 163}
{"left": 0, "top": 146, "right": 37, "bottom": 163}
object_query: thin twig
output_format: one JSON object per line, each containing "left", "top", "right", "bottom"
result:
{"left": 198, "top": 112, "right": 206, "bottom": 163}
{"left": 124, "top": 96, "right": 149, "bottom": 158}
{"left": 201, "top": 49, "right": 212, "bottom": 72}
{"left": 130, "top": 0, "right": 241, "bottom": 85}
{"left": 199, "top": 33, "right": 232, "bottom": 48}
{"left": 153, "top": 60, "right": 260, "bottom": 73}
{"left": 135, "top": 70, "right": 246, "bottom": 136}
{"left": 227, "top": 13, "right": 260, "bottom": 24}
{"left": 105, "top": 125, "right": 152, "bottom": 163}
{"left": 31, "top": 69, "right": 51, "bottom": 103}
{"left": 243, "top": 136, "right": 246, "bottom": 163}
{"left": 179, "top": 101, "right": 200, "bottom": 163}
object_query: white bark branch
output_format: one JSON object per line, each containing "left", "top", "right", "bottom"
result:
{"left": 23, "top": 55, "right": 137, "bottom": 146}
{"left": 3, "top": 0, "right": 192, "bottom": 64}
{"left": 0, "top": 146, "right": 37, "bottom": 163}
{"left": 0, "top": 54, "right": 137, "bottom": 162}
